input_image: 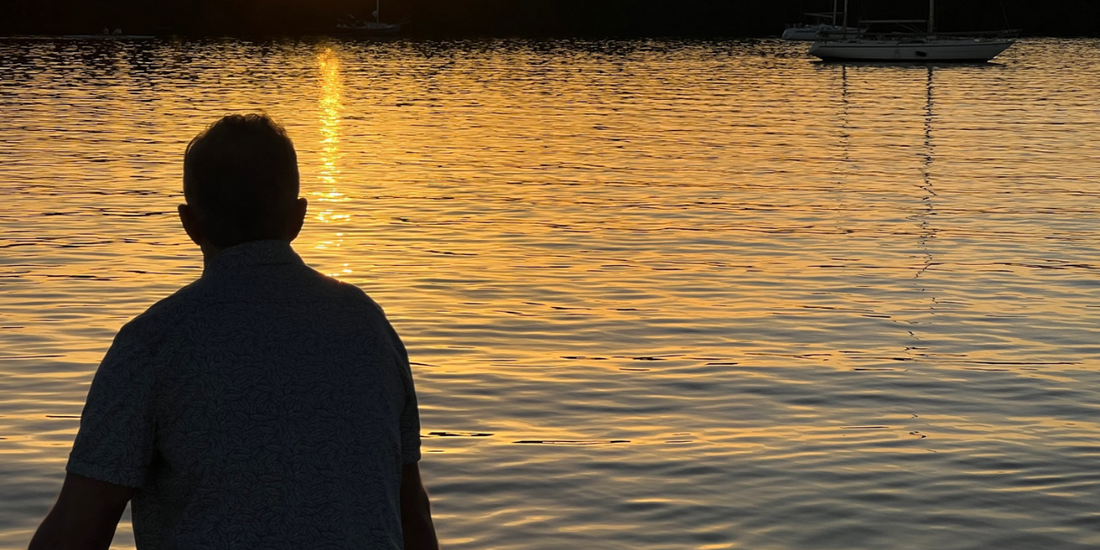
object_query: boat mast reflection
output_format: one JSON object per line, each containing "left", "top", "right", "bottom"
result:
{"left": 829, "top": 61, "right": 940, "bottom": 357}
{"left": 917, "top": 66, "right": 937, "bottom": 289}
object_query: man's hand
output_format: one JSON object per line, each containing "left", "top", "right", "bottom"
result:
{"left": 28, "top": 473, "right": 134, "bottom": 550}
{"left": 401, "top": 463, "right": 440, "bottom": 550}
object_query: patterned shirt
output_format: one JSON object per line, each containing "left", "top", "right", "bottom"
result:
{"left": 67, "top": 240, "right": 421, "bottom": 549}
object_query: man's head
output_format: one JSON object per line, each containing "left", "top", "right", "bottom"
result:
{"left": 180, "top": 114, "right": 307, "bottom": 254}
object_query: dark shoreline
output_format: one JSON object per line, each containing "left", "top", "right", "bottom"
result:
{"left": 0, "top": 0, "right": 1095, "bottom": 39}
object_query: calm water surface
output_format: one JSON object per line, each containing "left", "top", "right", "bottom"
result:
{"left": 2, "top": 37, "right": 1100, "bottom": 549}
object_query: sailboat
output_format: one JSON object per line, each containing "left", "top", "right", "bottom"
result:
{"left": 336, "top": 0, "right": 404, "bottom": 35}
{"left": 782, "top": 0, "right": 864, "bottom": 41}
{"left": 808, "top": 0, "right": 1018, "bottom": 62}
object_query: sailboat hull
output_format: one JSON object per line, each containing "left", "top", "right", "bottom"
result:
{"left": 809, "top": 38, "right": 1015, "bottom": 62}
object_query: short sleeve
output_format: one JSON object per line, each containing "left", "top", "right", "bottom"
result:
{"left": 391, "top": 329, "right": 422, "bottom": 464}
{"left": 400, "top": 380, "right": 422, "bottom": 464}
{"left": 67, "top": 321, "right": 158, "bottom": 488}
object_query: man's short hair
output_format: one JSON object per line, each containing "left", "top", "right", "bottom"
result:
{"left": 183, "top": 114, "right": 300, "bottom": 248}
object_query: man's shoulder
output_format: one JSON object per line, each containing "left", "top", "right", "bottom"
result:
{"left": 302, "top": 272, "right": 404, "bottom": 351}
{"left": 133, "top": 279, "right": 206, "bottom": 323}
{"left": 114, "top": 279, "right": 212, "bottom": 346}
{"left": 119, "top": 267, "right": 392, "bottom": 345}
{"left": 301, "top": 268, "right": 389, "bottom": 315}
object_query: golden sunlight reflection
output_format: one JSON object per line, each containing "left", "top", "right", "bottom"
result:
{"left": 312, "top": 47, "right": 349, "bottom": 273}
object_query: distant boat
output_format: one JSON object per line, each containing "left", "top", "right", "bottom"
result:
{"left": 336, "top": 0, "right": 405, "bottom": 35}
{"left": 782, "top": 1, "right": 864, "bottom": 41}
{"left": 809, "top": 32, "right": 1017, "bottom": 62}
{"left": 808, "top": 0, "right": 1018, "bottom": 62}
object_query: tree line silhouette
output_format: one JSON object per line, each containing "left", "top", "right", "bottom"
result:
{"left": 0, "top": 0, "right": 1093, "bottom": 37}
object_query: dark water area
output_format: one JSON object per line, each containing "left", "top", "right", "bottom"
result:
{"left": 0, "top": 0, "right": 1096, "bottom": 38}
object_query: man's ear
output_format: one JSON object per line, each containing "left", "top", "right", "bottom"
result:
{"left": 178, "top": 204, "right": 205, "bottom": 247}
{"left": 286, "top": 198, "right": 308, "bottom": 242}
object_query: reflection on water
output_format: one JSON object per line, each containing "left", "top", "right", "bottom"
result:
{"left": 916, "top": 66, "right": 936, "bottom": 328}
{"left": 1, "top": 38, "right": 1100, "bottom": 550}
{"left": 313, "top": 47, "right": 351, "bottom": 274}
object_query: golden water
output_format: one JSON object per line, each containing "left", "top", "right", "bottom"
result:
{"left": 2, "top": 38, "right": 1099, "bottom": 549}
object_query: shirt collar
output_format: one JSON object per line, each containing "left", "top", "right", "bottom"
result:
{"left": 203, "top": 240, "right": 305, "bottom": 276}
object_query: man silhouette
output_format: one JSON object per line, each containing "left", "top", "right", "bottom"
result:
{"left": 29, "top": 114, "right": 439, "bottom": 550}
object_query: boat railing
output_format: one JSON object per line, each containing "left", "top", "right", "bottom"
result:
{"left": 821, "top": 28, "right": 1020, "bottom": 41}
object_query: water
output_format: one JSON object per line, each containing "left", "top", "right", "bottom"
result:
{"left": 2, "top": 37, "right": 1100, "bottom": 549}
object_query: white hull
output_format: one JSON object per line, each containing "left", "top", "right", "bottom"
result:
{"left": 809, "top": 37, "right": 1015, "bottom": 62}
{"left": 782, "top": 24, "right": 864, "bottom": 41}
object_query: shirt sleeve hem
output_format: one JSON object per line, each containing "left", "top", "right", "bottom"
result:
{"left": 66, "top": 460, "right": 145, "bottom": 489}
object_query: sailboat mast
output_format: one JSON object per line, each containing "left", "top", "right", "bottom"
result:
{"left": 928, "top": 0, "right": 935, "bottom": 34}
{"left": 842, "top": 0, "right": 849, "bottom": 33}
{"left": 832, "top": 0, "right": 838, "bottom": 26}
{"left": 375, "top": 0, "right": 381, "bottom": 23}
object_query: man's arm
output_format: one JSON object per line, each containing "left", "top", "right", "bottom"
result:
{"left": 28, "top": 473, "right": 134, "bottom": 550}
{"left": 401, "top": 463, "right": 440, "bottom": 550}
